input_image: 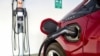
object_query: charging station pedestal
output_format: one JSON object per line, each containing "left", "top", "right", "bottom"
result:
{"left": 12, "top": 0, "right": 30, "bottom": 56}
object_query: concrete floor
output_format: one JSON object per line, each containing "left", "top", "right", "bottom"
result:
{"left": 31, "top": 54, "right": 38, "bottom": 56}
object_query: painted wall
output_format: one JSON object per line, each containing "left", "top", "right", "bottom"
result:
{"left": 0, "top": 0, "right": 82, "bottom": 56}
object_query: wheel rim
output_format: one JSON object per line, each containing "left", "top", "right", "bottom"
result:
{"left": 47, "top": 50, "right": 60, "bottom": 56}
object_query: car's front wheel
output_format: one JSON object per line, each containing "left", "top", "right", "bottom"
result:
{"left": 45, "top": 43, "right": 66, "bottom": 56}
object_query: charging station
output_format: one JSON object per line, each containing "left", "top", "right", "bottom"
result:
{"left": 12, "top": 0, "right": 30, "bottom": 56}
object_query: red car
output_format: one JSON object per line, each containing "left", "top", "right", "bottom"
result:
{"left": 39, "top": 0, "right": 100, "bottom": 56}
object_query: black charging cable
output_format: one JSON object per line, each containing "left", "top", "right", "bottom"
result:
{"left": 38, "top": 26, "right": 78, "bottom": 56}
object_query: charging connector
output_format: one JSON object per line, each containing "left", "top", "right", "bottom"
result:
{"left": 38, "top": 26, "right": 78, "bottom": 56}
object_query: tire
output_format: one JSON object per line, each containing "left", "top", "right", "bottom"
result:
{"left": 45, "top": 43, "right": 66, "bottom": 56}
